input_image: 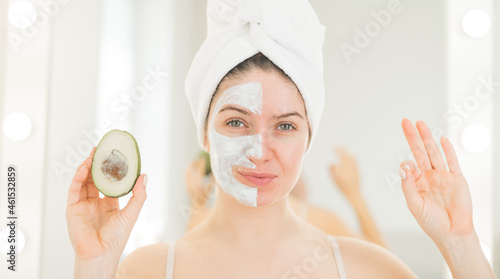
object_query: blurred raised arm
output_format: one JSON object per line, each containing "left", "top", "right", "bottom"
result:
{"left": 329, "top": 147, "right": 386, "bottom": 247}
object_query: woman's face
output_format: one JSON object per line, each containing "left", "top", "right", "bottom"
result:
{"left": 205, "top": 69, "right": 309, "bottom": 207}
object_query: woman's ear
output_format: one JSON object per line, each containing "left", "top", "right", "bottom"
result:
{"left": 204, "top": 133, "right": 210, "bottom": 152}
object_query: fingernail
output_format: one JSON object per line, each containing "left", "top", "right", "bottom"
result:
{"left": 143, "top": 174, "right": 148, "bottom": 187}
{"left": 79, "top": 165, "right": 88, "bottom": 171}
{"left": 403, "top": 164, "right": 411, "bottom": 171}
{"left": 399, "top": 168, "right": 407, "bottom": 180}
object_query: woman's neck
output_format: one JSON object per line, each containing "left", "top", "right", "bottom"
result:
{"left": 203, "top": 188, "right": 301, "bottom": 245}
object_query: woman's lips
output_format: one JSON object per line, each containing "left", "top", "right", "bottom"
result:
{"left": 238, "top": 171, "right": 277, "bottom": 186}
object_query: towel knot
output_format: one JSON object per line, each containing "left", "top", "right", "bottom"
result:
{"left": 208, "top": 0, "right": 263, "bottom": 34}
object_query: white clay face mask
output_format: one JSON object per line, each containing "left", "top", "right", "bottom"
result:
{"left": 209, "top": 82, "right": 263, "bottom": 207}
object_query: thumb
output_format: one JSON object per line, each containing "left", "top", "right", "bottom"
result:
{"left": 121, "top": 174, "right": 148, "bottom": 224}
{"left": 399, "top": 165, "right": 422, "bottom": 216}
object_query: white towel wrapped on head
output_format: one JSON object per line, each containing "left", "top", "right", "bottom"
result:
{"left": 185, "top": 0, "right": 326, "bottom": 154}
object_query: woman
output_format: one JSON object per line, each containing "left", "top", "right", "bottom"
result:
{"left": 66, "top": 0, "right": 496, "bottom": 278}
{"left": 67, "top": 53, "right": 495, "bottom": 279}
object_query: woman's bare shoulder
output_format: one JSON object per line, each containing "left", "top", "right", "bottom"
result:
{"left": 116, "top": 242, "right": 169, "bottom": 279}
{"left": 334, "top": 236, "right": 418, "bottom": 278}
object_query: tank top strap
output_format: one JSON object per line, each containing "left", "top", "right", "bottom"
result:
{"left": 328, "top": 235, "right": 347, "bottom": 279}
{"left": 165, "top": 240, "right": 176, "bottom": 279}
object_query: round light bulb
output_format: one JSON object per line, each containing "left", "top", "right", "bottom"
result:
{"left": 461, "top": 124, "right": 490, "bottom": 153}
{"left": 8, "top": 1, "right": 37, "bottom": 29}
{"left": 3, "top": 113, "right": 33, "bottom": 141}
{"left": 462, "top": 9, "right": 490, "bottom": 38}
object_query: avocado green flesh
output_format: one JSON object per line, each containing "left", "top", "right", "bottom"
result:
{"left": 91, "top": 130, "right": 141, "bottom": 198}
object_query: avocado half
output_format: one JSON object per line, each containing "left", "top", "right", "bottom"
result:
{"left": 91, "top": 129, "right": 141, "bottom": 198}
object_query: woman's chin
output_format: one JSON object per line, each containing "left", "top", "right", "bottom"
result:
{"left": 227, "top": 175, "right": 287, "bottom": 207}
{"left": 238, "top": 181, "right": 279, "bottom": 207}
{"left": 255, "top": 191, "right": 285, "bottom": 207}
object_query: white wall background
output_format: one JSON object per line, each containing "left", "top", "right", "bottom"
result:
{"left": 0, "top": 0, "right": 497, "bottom": 278}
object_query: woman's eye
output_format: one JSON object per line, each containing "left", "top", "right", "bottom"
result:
{"left": 278, "top": 123, "right": 294, "bottom": 131}
{"left": 227, "top": 119, "right": 244, "bottom": 128}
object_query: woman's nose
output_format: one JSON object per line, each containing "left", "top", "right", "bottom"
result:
{"left": 247, "top": 131, "right": 274, "bottom": 163}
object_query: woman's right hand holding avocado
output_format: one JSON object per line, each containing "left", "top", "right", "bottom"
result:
{"left": 66, "top": 148, "right": 148, "bottom": 279}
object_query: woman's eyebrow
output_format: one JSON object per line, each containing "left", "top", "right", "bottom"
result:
{"left": 218, "top": 105, "right": 250, "bottom": 115}
{"left": 218, "top": 105, "right": 303, "bottom": 120}
{"left": 273, "top": 112, "right": 304, "bottom": 120}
